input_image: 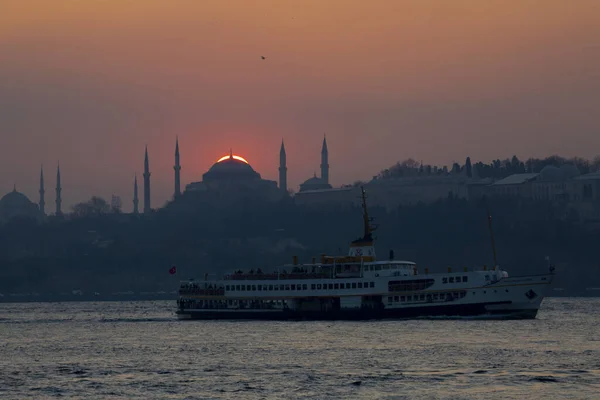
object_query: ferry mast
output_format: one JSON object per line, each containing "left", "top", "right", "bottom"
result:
{"left": 360, "top": 187, "right": 376, "bottom": 240}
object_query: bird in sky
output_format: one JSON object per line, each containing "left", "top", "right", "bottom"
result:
{"left": 261, "top": 56, "right": 266, "bottom": 60}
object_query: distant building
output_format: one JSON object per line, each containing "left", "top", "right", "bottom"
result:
{"left": 569, "top": 172, "right": 600, "bottom": 221}
{"left": 0, "top": 186, "right": 43, "bottom": 223}
{"left": 184, "top": 150, "right": 282, "bottom": 202}
{"left": 295, "top": 186, "right": 358, "bottom": 208}
{"left": 298, "top": 136, "right": 332, "bottom": 193}
{"left": 487, "top": 173, "right": 540, "bottom": 199}
{"left": 299, "top": 174, "right": 332, "bottom": 192}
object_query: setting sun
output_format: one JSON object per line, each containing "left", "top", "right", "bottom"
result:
{"left": 217, "top": 154, "right": 249, "bottom": 164}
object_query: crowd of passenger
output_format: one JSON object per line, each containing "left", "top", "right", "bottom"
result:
{"left": 178, "top": 298, "right": 286, "bottom": 311}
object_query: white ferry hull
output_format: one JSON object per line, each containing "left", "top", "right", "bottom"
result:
{"left": 176, "top": 302, "right": 540, "bottom": 321}
{"left": 176, "top": 273, "right": 552, "bottom": 321}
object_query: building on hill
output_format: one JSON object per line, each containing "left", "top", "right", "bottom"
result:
{"left": 296, "top": 174, "right": 476, "bottom": 210}
{"left": 486, "top": 173, "right": 540, "bottom": 199}
{"left": 0, "top": 187, "right": 43, "bottom": 223}
{"left": 298, "top": 135, "right": 332, "bottom": 193}
{"left": 295, "top": 186, "right": 358, "bottom": 208}
{"left": 184, "top": 150, "right": 282, "bottom": 202}
{"left": 569, "top": 172, "right": 600, "bottom": 221}
{"left": 299, "top": 173, "right": 332, "bottom": 192}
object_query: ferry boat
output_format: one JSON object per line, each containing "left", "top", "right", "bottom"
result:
{"left": 176, "top": 188, "right": 556, "bottom": 320}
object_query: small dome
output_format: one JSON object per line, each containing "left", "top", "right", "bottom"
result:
{"left": 560, "top": 164, "right": 580, "bottom": 179}
{"left": 302, "top": 175, "right": 324, "bottom": 186}
{"left": 299, "top": 174, "right": 332, "bottom": 192}
{"left": 539, "top": 164, "right": 580, "bottom": 181}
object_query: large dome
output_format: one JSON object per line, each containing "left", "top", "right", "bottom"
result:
{"left": 0, "top": 188, "right": 40, "bottom": 222}
{"left": 203, "top": 154, "right": 261, "bottom": 182}
{"left": 0, "top": 190, "right": 34, "bottom": 208}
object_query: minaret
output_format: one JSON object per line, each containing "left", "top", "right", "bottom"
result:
{"left": 320, "top": 134, "right": 329, "bottom": 185}
{"left": 174, "top": 137, "right": 181, "bottom": 198}
{"left": 55, "top": 163, "right": 62, "bottom": 216}
{"left": 279, "top": 139, "right": 287, "bottom": 194}
{"left": 143, "top": 146, "right": 151, "bottom": 214}
{"left": 39, "top": 166, "right": 45, "bottom": 215}
{"left": 133, "top": 175, "right": 139, "bottom": 214}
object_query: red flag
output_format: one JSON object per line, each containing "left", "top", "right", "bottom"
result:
{"left": 169, "top": 266, "right": 177, "bottom": 275}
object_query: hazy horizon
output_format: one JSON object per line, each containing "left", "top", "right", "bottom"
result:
{"left": 1, "top": 0, "right": 599, "bottom": 211}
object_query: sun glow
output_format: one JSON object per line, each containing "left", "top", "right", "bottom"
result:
{"left": 217, "top": 154, "right": 249, "bottom": 164}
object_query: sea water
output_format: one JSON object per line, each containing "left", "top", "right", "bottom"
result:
{"left": 1, "top": 298, "right": 599, "bottom": 399}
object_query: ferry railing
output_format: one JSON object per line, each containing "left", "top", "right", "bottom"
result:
{"left": 224, "top": 273, "right": 332, "bottom": 281}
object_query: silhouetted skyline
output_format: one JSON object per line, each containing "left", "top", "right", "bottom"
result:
{"left": 1, "top": 0, "right": 599, "bottom": 209}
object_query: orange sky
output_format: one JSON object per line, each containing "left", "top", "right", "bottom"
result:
{"left": 1, "top": 0, "right": 599, "bottom": 210}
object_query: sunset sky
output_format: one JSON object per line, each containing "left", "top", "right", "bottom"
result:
{"left": 1, "top": 0, "right": 599, "bottom": 210}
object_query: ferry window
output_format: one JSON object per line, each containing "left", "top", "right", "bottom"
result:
{"left": 274, "top": 285, "right": 279, "bottom": 291}
{"left": 236, "top": 285, "right": 240, "bottom": 291}
{"left": 317, "top": 284, "right": 322, "bottom": 290}
{"left": 269, "top": 285, "right": 273, "bottom": 291}
{"left": 407, "top": 295, "right": 412, "bottom": 301}
{"left": 449, "top": 277, "right": 454, "bottom": 283}
{"left": 388, "top": 296, "right": 393, "bottom": 303}
{"left": 291, "top": 284, "right": 296, "bottom": 290}
{"left": 303, "top": 284, "right": 308, "bottom": 290}
{"left": 358, "top": 282, "right": 363, "bottom": 288}
{"left": 252, "top": 285, "right": 256, "bottom": 291}
{"left": 285, "top": 285, "right": 290, "bottom": 290}
{"left": 383, "top": 264, "right": 390, "bottom": 270}
{"left": 226, "top": 286, "right": 230, "bottom": 291}
{"left": 455, "top": 277, "right": 461, "bottom": 283}
{"left": 442, "top": 278, "right": 448, "bottom": 284}
{"left": 346, "top": 283, "right": 351, "bottom": 289}
{"left": 334, "top": 284, "right": 339, "bottom": 289}
{"left": 485, "top": 275, "right": 490, "bottom": 281}
{"left": 463, "top": 276, "right": 468, "bottom": 282}
{"left": 394, "top": 296, "right": 399, "bottom": 302}
{"left": 433, "top": 294, "right": 439, "bottom": 300}
{"left": 400, "top": 296, "right": 405, "bottom": 302}
{"left": 370, "top": 282, "right": 375, "bottom": 288}
{"left": 241, "top": 285, "right": 246, "bottom": 291}
{"left": 329, "top": 284, "right": 334, "bottom": 290}
{"left": 419, "top": 295, "right": 425, "bottom": 300}
{"left": 375, "top": 265, "right": 382, "bottom": 271}
{"left": 352, "top": 283, "right": 357, "bottom": 289}
{"left": 311, "top": 284, "right": 316, "bottom": 290}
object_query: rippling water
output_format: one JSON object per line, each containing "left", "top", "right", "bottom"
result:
{"left": 1, "top": 298, "right": 599, "bottom": 399}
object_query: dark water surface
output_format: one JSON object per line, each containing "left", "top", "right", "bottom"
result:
{"left": 1, "top": 298, "right": 599, "bottom": 399}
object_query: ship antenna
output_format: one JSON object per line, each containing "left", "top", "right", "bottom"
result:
{"left": 487, "top": 209, "right": 498, "bottom": 267}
